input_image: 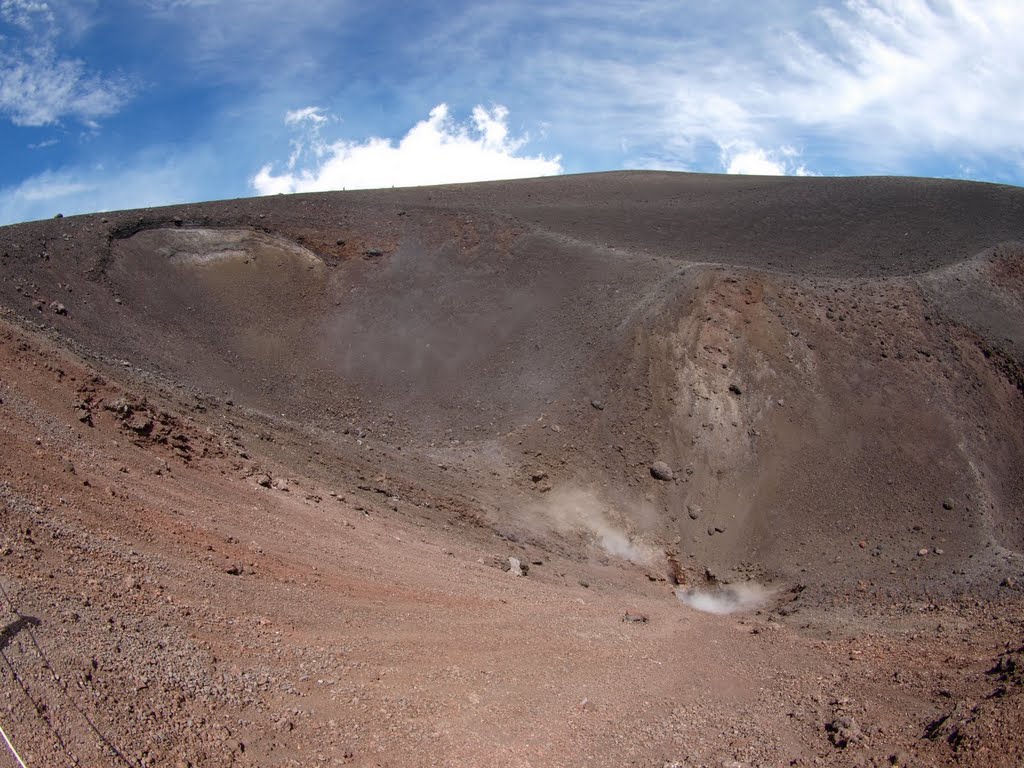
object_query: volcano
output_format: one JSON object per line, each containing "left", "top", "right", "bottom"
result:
{"left": 1, "top": 171, "right": 1022, "bottom": 766}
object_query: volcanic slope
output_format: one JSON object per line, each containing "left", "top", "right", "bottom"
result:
{"left": 1, "top": 171, "right": 1023, "bottom": 767}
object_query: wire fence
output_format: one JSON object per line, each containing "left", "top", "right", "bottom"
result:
{"left": 1, "top": 577, "right": 137, "bottom": 767}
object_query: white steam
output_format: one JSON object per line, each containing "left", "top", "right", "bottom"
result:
{"left": 675, "top": 582, "right": 775, "bottom": 615}
{"left": 542, "top": 487, "right": 658, "bottom": 566}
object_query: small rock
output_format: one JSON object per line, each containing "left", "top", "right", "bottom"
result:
{"left": 728, "top": 383, "right": 742, "bottom": 396}
{"left": 225, "top": 563, "right": 243, "bottom": 576}
{"left": 942, "top": 498, "right": 954, "bottom": 510}
{"left": 687, "top": 504, "right": 702, "bottom": 520}
{"left": 530, "top": 470, "right": 548, "bottom": 483}
{"left": 1002, "top": 576, "right": 1017, "bottom": 589}
{"left": 917, "top": 548, "right": 929, "bottom": 557}
{"left": 54, "top": 212, "right": 63, "bottom": 219}
{"left": 256, "top": 474, "right": 272, "bottom": 488}
{"left": 590, "top": 399, "right": 605, "bottom": 410}
{"left": 933, "top": 547, "right": 944, "bottom": 555}
{"left": 826, "top": 715, "right": 861, "bottom": 748}
{"left": 622, "top": 611, "right": 648, "bottom": 623}
{"left": 650, "top": 461, "right": 674, "bottom": 481}
{"left": 508, "top": 557, "right": 527, "bottom": 576}
{"left": 127, "top": 413, "right": 153, "bottom": 434}
{"left": 50, "top": 301, "right": 67, "bottom": 315}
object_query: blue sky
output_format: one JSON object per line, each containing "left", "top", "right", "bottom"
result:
{"left": 1, "top": 0, "right": 1022, "bottom": 224}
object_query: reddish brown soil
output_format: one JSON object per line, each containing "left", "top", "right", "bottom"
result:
{"left": 0, "top": 171, "right": 1022, "bottom": 766}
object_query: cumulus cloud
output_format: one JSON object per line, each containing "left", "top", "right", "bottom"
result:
{"left": 0, "top": 1, "right": 132, "bottom": 126}
{"left": 252, "top": 103, "right": 562, "bottom": 194}
{"left": 721, "top": 142, "right": 814, "bottom": 176}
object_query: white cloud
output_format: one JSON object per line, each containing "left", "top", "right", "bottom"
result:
{"left": 0, "top": 3, "right": 132, "bottom": 126}
{"left": 721, "top": 142, "right": 814, "bottom": 176}
{"left": 285, "top": 106, "right": 328, "bottom": 125}
{"left": 725, "top": 150, "right": 785, "bottom": 176}
{"left": 1, "top": 0, "right": 54, "bottom": 30}
{"left": 441, "top": 1, "right": 1024, "bottom": 178}
{"left": 690, "top": 1, "right": 1024, "bottom": 172}
{"left": 0, "top": 47, "right": 132, "bottom": 126}
{"left": 252, "top": 103, "right": 562, "bottom": 194}
{"left": 773, "top": 1, "right": 1024, "bottom": 150}
{"left": 16, "top": 174, "right": 94, "bottom": 201}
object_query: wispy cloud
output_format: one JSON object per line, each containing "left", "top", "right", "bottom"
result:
{"left": 660, "top": 1, "right": 1024, "bottom": 173}
{"left": 0, "top": 146, "right": 217, "bottom": 224}
{"left": 0, "top": 1, "right": 132, "bottom": 127}
{"left": 252, "top": 103, "right": 561, "bottom": 194}
{"left": 1, "top": 0, "right": 55, "bottom": 30}
{"left": 285, "top": 106, "right": 328, "bottom": 126}
{"left": 768, "top": 1, "right": 1024, "bottom": 155}
{"left": 423, "top": 0, "right": 1024, "bottom": 178}
{"left": 0, "top": 48, "right": 133, "bottom": 126}
{"left": 142, "top": 0, "right": 361, "bottom": 84}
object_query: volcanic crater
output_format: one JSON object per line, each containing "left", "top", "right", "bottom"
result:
{"left": 0, "top": 171, "right": 1022, "bottom": 767}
